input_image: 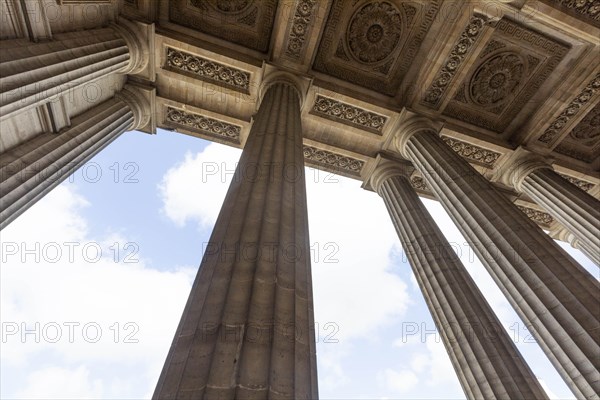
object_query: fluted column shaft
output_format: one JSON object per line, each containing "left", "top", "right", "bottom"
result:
{"left": 0, "top": 90, "right": 142, "bottom": 230}
{"left": 399, "top": 127, "right": 600, "bottom": 399}
{"left": 521, "top": 168, "right": 600, "bottom": 263}
{"left": 153, "top": 82, "right": 318, "bottom": 399}
{"left": 0, "top": 26, "right": 136, "bottom": 121}
{"left": 371, "top": 162, "right": 547, "bottom": 400}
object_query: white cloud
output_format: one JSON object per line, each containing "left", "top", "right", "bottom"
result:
{"left": 0, "top": 185, "right": 195, "bottom": 398}
{"left": 158, "top": 145, "right": 242, "bottom": 228}
{"left": 380, "top": 368, "right": 419, "bottom": 393}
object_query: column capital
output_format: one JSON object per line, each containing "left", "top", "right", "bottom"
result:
{"left": 258, "top": 64, "right": 312, "bottom": 110}
{"left": 393, "top": 112, "right": 444, "bottom": 158}
{"left": 362, "top": 154, "right": 414, "bottom": 195}
{"left": 116, "top": 84, "right": 154, "bottom": 132}
{"left": 496, "top": 147, "right": 553, "bottom": 192}
{"left": 111, "top": 18, "right": 149, "bottom": 75}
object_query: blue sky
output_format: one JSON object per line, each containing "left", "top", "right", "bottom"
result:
{"left": 1, "top": 129, "right": 597, "bottom": 399}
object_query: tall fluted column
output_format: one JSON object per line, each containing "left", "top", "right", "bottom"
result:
{"left": 551, "top": 227, "right": 600, "bottom": 267}
{"left": 364, "top": 155, "right": 548, "bottom": 400}
{"left": 502, "top": 150, "right": 600, "bottom": 264}
{"left": 0, "top": 85, "right": 149, "bottom": 230}
{"left": 153, "top": 74, "right": 318, "bottom": 399}
{"left": 0, "top": 20, "right": 146, "bottom": 121}
{"left": 395, "top": 115, "right": 600, "bottom": 400}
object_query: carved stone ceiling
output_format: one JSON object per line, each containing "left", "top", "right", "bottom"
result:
{"left": 168, "top": 0, "right": 278, "bottom": 52}
{"left": 313, "top": 0, "right": 440, "bottom": 96}
{"left": 540, "top": 0, "right": 600, "bottom": 28}
{"left": 555, "top": 102, "right": 600, "bottom": 163}
{"left": 431, "top": 16, "right": 569, "bottom": 135}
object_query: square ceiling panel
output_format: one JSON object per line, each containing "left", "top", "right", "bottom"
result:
{"left": 168, "top": 0, "right": 278, "bottom": 52}
{"left": 442, "top": 17, "right": 570, "bottom": 133}
{"left": 313, "top": 0, "right": 440, "bottom": 96}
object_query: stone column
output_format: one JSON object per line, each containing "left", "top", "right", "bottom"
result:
{"left": 363, "top": 155, "right": 548, "bottom": 400}
{"left": 395, "top": 115, "right": 600, "bottom": 400}
{"left": 0, "top": 20, "right": 146, "bottom": 121}
{"left": 551, "top": 227, "right": 600, "bottom": 267}
{"left": 153, "top": 73, "right": 318, "bottom": 399}
{"left": 0, "top": 85, "right": 149, "bottom": 230}
{"left": 502, "top": 149, "right": 600, "bottom": 263}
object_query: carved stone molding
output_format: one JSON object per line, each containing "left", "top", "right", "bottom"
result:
{"left": 517, "top": 205, "right": 555, "bottom": 226}
{"left": 285, "top": 0, "right": 318, "bottom": 59}
{"left": 165, "top": 107, "right": 241, "bottom": 143}
{"left": 558, "top": 174, "right": 595, "bottom": 192}
{"left": 541, "top": 0, "right": 600, "bottom": 28}
{"left": 303, "top": 146, "right": 364, "bottom": 175}
{"left": 311, "top": 96, "right": 387, "bottom": 134}
{"left": 421, "top": 15, "right": 488, "bottom": 108}
{"left": 469, "top": 52, "right": 525, "bottom": 106}
{"left": 538, "top": 73, "right": 600, "bottom": 145}
{"left": 165, "top": 47, "right": 251, "bottom": 92}
{"left": 442, "top": 136, "right": 501, "bottom": 167}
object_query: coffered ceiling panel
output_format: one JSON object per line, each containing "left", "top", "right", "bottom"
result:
{"left": 312, "top": 0, "right": 440, "bottom": 96}
{"left": 168, "top": 0, "right": 278, "bottom": 52}
{"left": 441, "top": 17, "right": 570, "bottom": 134}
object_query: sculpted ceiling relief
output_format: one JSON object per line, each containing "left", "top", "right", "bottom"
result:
{"left": 422, "top": 16, "right": 487, "bottom": 108}
{"left": 285, "top": 0, "right": 318, "bottom": 59}
{"left": 313, "top": 0, "right": 439, "bottom": 95}
{"left": 303, "top": 146, "right": 364, "bottom": 176}
{"left": 442, "top": 18, "right": 569, "bottom": 133}
{"left": 538, "top": 74, "right": 600, "bottom": 145}
{"left": 569, "top": 102, "right": 600, "bottom": 145}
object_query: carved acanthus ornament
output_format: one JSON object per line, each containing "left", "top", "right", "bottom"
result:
{"left": 538, "top": 73, "right": 600, "bottom": 145}
{"left": 285, "top": 0, "right": 317, "bottom": 59}
{"left": 517, "top": 205, "right": 555, "bottom": 226}
{"left": 441, "top": 136, "right": 501, "bottom": 167}
{"left": 569, "top": 102, "right": 600, "bottom": 145}
{"left": 422, "top": 16, "right": 487, "bottom": 108}
{"left": 410, "top": 176, "right": 429, "bottom": 191}
{"left": 165, "top": 107, "right": 241, "bottom": 142}
{"left": 543, "top": 0, "right": 600, "bottom": 27}
{"left": 311, "top": 96, "right": 387, "bottom": 134}
{"left": 303, "top": 146, "right": 364, "bottom": 175}
{"left": 165, "top": 48, "right": 251, "bottom": 92}
{"left": 558, "top": 174, "right": 595, "bottom": 192}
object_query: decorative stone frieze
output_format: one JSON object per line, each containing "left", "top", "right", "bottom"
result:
{"left": 441, "top": 136, "right": 501, "bottom": 167}
{"left": 538, "top": 73, "right": 600, "bottom": 145}
{"left": 285, "top": 0, "right": 318, "bottom": 59}
{"left": 421, "top": 15, "right": 487, "bottom": 108}
{"left": 165, "top": 107, "right": 241, "bottom": 142}
{"left": 311, "top": 96, "right": 387, "bottom": 134}
{"left": 517, "top": 205, "right": 555, "bottom": 226}
{"left": 303, "top": 146, "right": 364, "bottom": 175}
{"left": 558, "top": 174, "right": 595, "bottom": 192}
{"left": 165, "top": 48, "right": 251, "bottom": 91}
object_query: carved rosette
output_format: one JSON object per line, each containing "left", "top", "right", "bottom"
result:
{"left": 469, "top": 52, "right": 525, "bottom": 106}
{"left": 347, "top": 2, "right": 402, "bottom": 64}
{"left": 303, "top": 146, "right": 364, "bottom": 175}
{"left": 311, "top": 96, "right": 387, "bottom": 134}
{"left": 285, "top": 0, "right": 317, "bottom": 58}
{"left": 422, "top": 16, "right": 487, "bottom": 108}
{"left": 538, "top": 73, "right": 600, "bottom": 145}
{"left": 165, "top": 48, "right": 250, "bottom": 91}
{"left": 517, "top": 205, "right": 555, "bottom": 226}
{"left": 542, "top": 0, "right": 600, "bottom": 27}
{"left": 441, "top": 136, "right": 501, "bottom": 167}
{"left": 165, "top": 107, "right": 241, "bottom": 142}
